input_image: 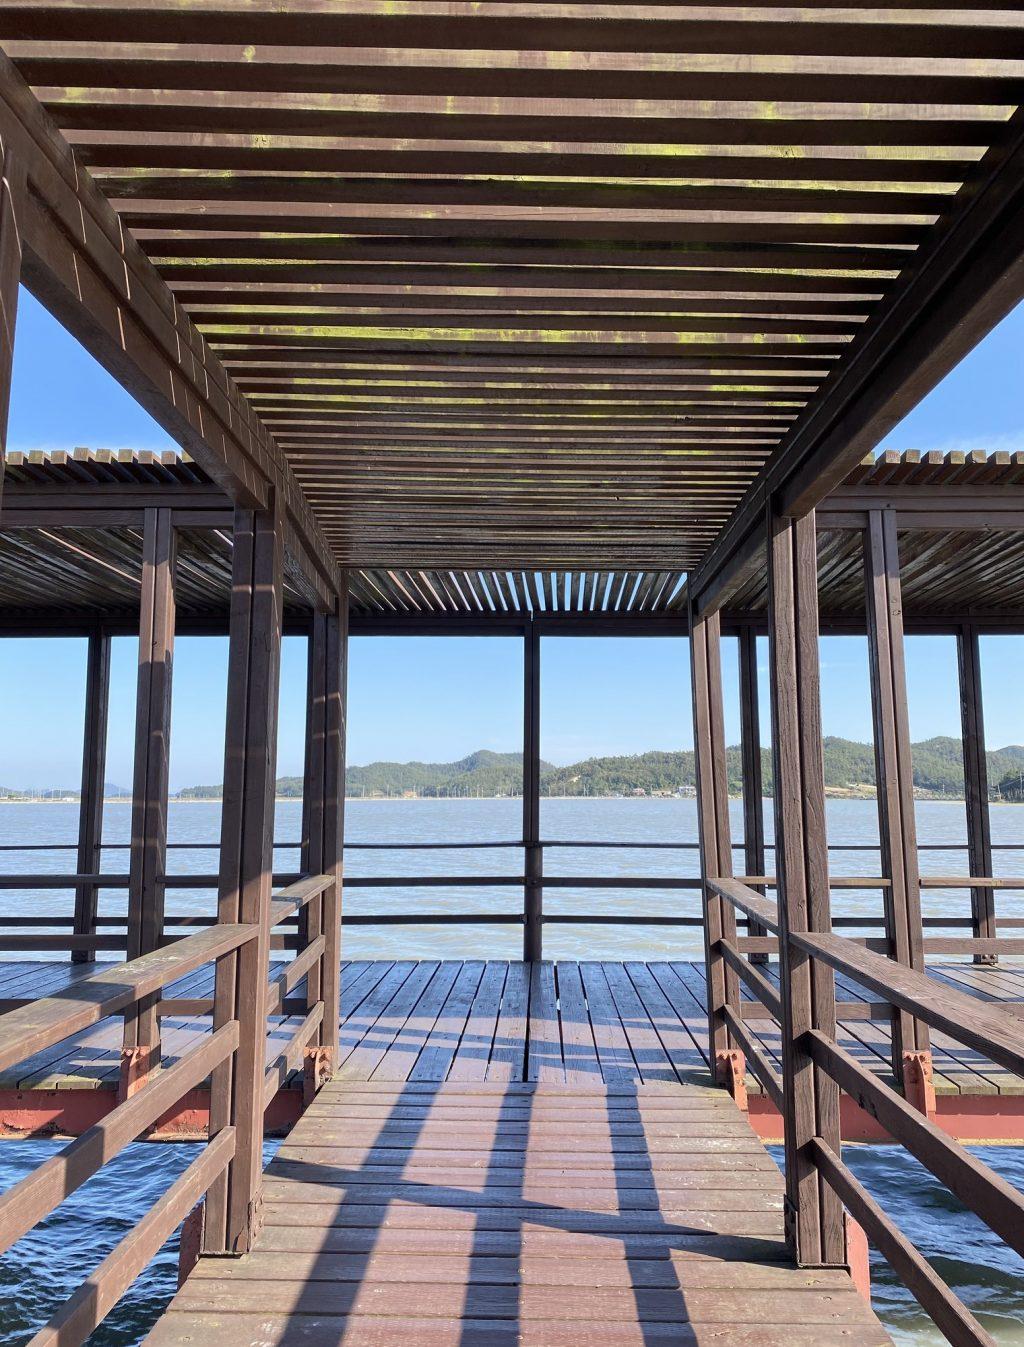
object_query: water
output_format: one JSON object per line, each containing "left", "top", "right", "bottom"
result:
{"left": 0, "top": 798, "right": 1021, "bottom": 1344}
{"left": 0, "top": 796, "right": 1020, "bottom": 961}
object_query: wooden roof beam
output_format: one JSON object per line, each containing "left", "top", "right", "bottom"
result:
{"left": 0, "top": 49, "right": 342, "bottom": 598}
{"left": 688, "top": 107, "right": 1024, "bottom": 618}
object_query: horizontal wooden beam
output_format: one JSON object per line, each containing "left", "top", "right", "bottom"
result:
{"left": 688, "top": 106, "right": 1024, "bottom": 616}
{"left": 0, "top": 49, "right": 341, "bottom": 596}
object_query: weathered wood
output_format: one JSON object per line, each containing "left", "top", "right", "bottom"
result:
{"left": 72, "top": 631, "right": 111, "bottom": 965}
{"left": 958, "top": 624, "right": 998, "bottom": 962}
{"left": 0, "top": 1021, "right": 237, "bottom": 1255}
{"left": 863, "top": 509, "right": 927, "bottom": 1068}
{"left": 122, "top": 507, "right": 176, "bottom": 1088}
{"left": 689, "top": 607, "right": 737, "bottom": 1064}
{"left": 26, "top": 1127, "right": 235, "bottom": 1347}
{"left": 807, "top": 1030, "right": 1024, "bottom": 1257}
{"left": 811, "top": 1139, "right": 997, "bottom": 1347}
{"left": 523, "top": 622, "right": 542, "bottom": 961}
{"left": 207, "top": 503, "right": 285, "bottom": 1254}
{"left": 737, "top": 625, "right": 769, "bottom": 964}
{"left": 0, "top": 133, "right": 23, "bottom": 507}
{"left": 766, "top": 509, "right": 843, "bottom": 1267}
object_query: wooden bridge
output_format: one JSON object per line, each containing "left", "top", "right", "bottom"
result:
{"left": 0, "top": 7, "right": 1024, "bottom": 1347}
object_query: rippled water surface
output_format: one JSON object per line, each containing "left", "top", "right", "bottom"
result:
{"left": 0, "top": 799, "right": 1021, "bottom": 1345}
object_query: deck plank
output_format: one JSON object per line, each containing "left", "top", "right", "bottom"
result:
{"left": 146, "top": 1079, "right": 893, "bottom": 1347}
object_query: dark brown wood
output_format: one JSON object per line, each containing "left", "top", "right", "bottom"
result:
{"left": 301, "top": 589, "right": 348, "bottom": 1071}
{"left": 523, "top": 622, "right": 542, "bottom": 962}
{"left": 766, "top": 508, "right": 843, "bottom": 1267}
{"left": 0, "top": 922, "right": 252, "bottom": 1075}
{"left": 207, "top": 502, "right": 285, "bottom": 1255}
{"left": 689, "top": 607, "right": 738, "bottom": 1064}
{"left": 72, "top": 631, "right": 111, "bottom": 964}
{"left": 863, "top": 509, "right": 927, "bottom": 1066}
{"left": 811, "top": 1138, "right": 997, "bottom": 1347}
{"left": 26, "top": 1126, "right": 235, "bottom": 1347}
{"left": 738, "top": 625, "right": 768, "bottom": 964}
{"left": 0, "top": 135, "right": 23, "bottom": 507}
{"left": 806, "top": 1030, "right": 1024, "bottom": 1258}
{"left": 121, "top": 507, "right": 176, "bottom": 1088}
{"left": 958, "top": 625, "right": 998, "bottom": 963}
{"left": 0, "top": 1021, "right": 237, "bottom": 1256}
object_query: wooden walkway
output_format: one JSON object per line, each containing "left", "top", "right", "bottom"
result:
{"left": 146, "top": 1079, "right": 892, "bottom": 1347}
{"left": 1, "top": 958, "right": 1021, "bottom": 1100}
{"left": 2, "top": 959, "right": 1024, "bottom": 1101}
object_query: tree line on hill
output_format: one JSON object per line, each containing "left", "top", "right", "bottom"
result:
{"left": 168, "top": 738, "right": 1024, "bottom": 801}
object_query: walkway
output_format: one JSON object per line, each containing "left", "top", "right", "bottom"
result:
{"left": 146, "top": 1078, "right": 892, "bottom": 1347}
{"left": 1, "top": 959, "right": 1021, "bottom": 1103}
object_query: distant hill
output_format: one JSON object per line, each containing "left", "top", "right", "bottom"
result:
{"left": 170, "top": 738, "right": 1024, "bottom": 801}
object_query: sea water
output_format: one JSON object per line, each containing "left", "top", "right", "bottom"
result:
{"left": 0, "top": 798, "right": 1021, "bottom": 1344}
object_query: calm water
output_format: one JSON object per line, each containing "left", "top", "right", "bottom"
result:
{"left": 0, "top": 799, "right": 1021, "bottom": 1344}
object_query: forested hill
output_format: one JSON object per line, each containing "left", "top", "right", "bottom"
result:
{"left": 175, "top": 739, "right": 1024, "bottom": 800}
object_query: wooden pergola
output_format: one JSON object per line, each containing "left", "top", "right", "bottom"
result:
{"left": 0, "top": 10, "right": 1023, "bottom": 1347}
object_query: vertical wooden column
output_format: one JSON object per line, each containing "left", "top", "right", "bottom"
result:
{"left": 207, "top": 503, "right": 285, "bottom": 1254}
{"left": 121, "top": 508, "right": 176, "bottom": 1095}
{"left": 958, "top": 624, "right": 997, "bottom": 964}
{"left": 863, "top": 510, "right": 928, "bottom": 1071}
{"left": 523, "top": 621, "right": 543, "bottom": 961}
{"left": 767, "top": 507, "right": 844, "bottom": 1268}
{"left": 302, "top": 581, "right": 348, "bottom": 1077}
{"left": 738, "top": 624, "right": 768, "bottom": 964}
{"left": 0, "top": 141, "right": 24, "bottom": 508}
{"left": 73, "top": 631, "right": 111, "bottom": 964}
{"left": 690, "top": 605, "right": 738, "bottom": 1067}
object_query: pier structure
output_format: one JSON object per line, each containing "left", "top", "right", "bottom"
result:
{"left": 0, "top": 9, "right": 1021, "bottom": 1347}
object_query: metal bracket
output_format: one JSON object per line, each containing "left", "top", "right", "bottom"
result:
{"left": 902, "top": 1049, "right": 937, "bottom": 1120}
{"left": 715, "top": 1048, "right": 748, "bottom": 1111}
{"left": 303, "top": 1044, "right": 333, "bottom": 1106}
{"left": 118, "top": 1044, "right": 158, "bottom": 1102}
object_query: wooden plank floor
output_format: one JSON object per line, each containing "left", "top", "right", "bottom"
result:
{"left": 0, "top": 959, "right": 1021, "bottom": 1096}
{"left": 146, "top": 1079, "right": 894, "bottom": 1347}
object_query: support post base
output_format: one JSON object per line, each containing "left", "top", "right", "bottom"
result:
{"left": 844, "top": 1211, "right": 871, "bottom": 1304}
{"left": 902, "top": 1049, "right": 937, "bottom": 1120}
{"left": 716, "top": 1048, "right": 748, "bottom": 1112}
{"left": 118, "top": 1044, "right": 158, "bottom": 1102}
{"left": 177, "top": 1201, "right": 205, "bottom": 1288}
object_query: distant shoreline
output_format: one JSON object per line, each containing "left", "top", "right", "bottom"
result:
{"left": 1, "top": 793, "right": 1019, "bottom": 805}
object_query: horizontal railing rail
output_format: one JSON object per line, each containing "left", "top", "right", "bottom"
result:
{"left": 709, "top": 877, "right": 1024, "bottom": 1347}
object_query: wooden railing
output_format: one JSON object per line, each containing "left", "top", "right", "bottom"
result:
{"left": 710, "top": 877, "right": 1024, "bottom": 1347}
{"left": 0, "top": 925, "right": 249, "bottom": 1347}
{"left": 0, "top": 839, "right": 1018, "bottom": 962}
{"left": 0, "top": 872, "right": 336, "bottom": 1347}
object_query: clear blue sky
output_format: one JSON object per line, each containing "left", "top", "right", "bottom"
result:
{"left": 0, "top": 288, "right": 1021, "bottom": 789}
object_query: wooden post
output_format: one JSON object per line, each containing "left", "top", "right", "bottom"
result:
{"left": 302, "top": 583, "right": 348, "bottom": 1079}
{"left": 690, "top": 605, "right": 738, "bottom": 1068}
{"left": 738, "top": 625, "right": 769, "bottom": 964}
{"left": 121, "top": 508, "right": 176, "bottom": 1097}
{"left": 0, "top": 141, "right": 24, "bottom": 506}
{"left": 958, "top": 624, "right": 997, "bottom": 965}
{"left": 863, "top": 510, "right": 928, "bottom": 1073}
{"left": 73, "top": 631, "right": 111, "bottom": 965}
{"left": 523, "top": 621, "right": 542, "bottom": 962}
{"left": 206, "top": 503, "right": 285, "bottom": 1254}
{"left": 766, "top": 507, "right": 844, "bottom": 1268}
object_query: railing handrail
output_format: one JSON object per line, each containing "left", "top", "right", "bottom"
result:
{"left": 0, "top": 921, "right": 255, "bottom": 1076}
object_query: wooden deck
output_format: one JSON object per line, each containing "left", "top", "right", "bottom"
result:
{"left": 1, "top": 958, "right": 1022, "bottom": 1104}
{"left": 146, "top": 1079, "right": 892, "bottom": 1347}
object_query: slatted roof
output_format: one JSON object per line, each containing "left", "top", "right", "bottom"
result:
{"left": 1, "top": 449, "right": 1021, "bottom": 623}
{"left": 1, "top": 5, "right": 1023, "bottom": 570}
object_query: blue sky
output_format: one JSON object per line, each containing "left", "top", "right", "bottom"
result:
{"left": 0, "top": 289, "right": 1021, "bottom": 788}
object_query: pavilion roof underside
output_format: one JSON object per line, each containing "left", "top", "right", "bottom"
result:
{"left": 1, "top": 450, "right": 1021, "bottom": 623}
{"left": 2, "top": 4, "right": 1024, "bottom": 570}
